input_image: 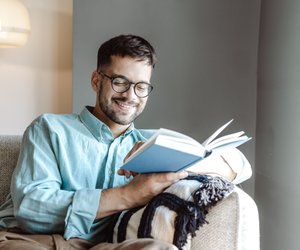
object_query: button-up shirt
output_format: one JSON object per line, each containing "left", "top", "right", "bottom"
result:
{"left": 0, "top": 106, "right": 251, "bottom": 243}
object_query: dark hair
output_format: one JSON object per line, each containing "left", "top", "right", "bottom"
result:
{"left": 97, "top": 34, "right": 157, "bottom": 70}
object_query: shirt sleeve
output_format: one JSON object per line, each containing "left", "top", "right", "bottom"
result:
{"left": 11, "top": 117, "right": 101, "bottom": 238}
{"left": 220, "top": 148, "right": 252, "bottom": 184}
{"left": 186, "top": 147, "right": 252, "bottom": 184}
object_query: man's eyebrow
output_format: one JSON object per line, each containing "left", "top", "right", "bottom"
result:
{"left": 111, "top": 73, "right": 128, "bottom": 79}
{"left": 110, "top": 72, "right": 151, "bottom": 84}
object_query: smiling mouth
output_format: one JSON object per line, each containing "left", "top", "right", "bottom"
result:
{"left": 115, "top": 100, "right": 137, "bottom": 111}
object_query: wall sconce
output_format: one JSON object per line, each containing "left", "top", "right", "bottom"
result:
{"left": 0, "top": 0, "right": 31, "bottom": 48}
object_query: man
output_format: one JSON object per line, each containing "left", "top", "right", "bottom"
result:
{"left": 0, "top": 35, "right": 251, "bottom": 249}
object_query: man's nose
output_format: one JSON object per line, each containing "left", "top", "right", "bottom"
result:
{"left": 121, "top": 84, "right": 137, "bottom": 99}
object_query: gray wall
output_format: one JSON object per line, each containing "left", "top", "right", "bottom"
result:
{"left": 73, "top": 0, "right": 260, "bottom": 196}
{"left": 256, "top": 0, "right": 300, "bottom": 249}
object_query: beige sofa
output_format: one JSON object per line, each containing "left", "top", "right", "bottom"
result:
{"left": 0, "top": 135, "right": 260, "bottom": 249}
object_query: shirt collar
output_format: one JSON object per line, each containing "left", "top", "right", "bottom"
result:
{"left": 79, "top": 106, "right": 135, "bottom": 142}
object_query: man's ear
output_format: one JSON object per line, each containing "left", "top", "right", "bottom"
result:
{"left": 91, "top": 70, "right": 100, "bottom": 91}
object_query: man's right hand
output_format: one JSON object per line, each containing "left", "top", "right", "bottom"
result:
{"left": 96, "top": 171, "right": 188, "bottom": 219}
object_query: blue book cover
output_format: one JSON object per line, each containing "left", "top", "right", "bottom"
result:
{"left": 121, "top": 143, "right": 206, "bottom": 173}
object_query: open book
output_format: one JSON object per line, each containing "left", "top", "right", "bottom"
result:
{"left": 121, "top": 119, "right": 251, "bottom": 173}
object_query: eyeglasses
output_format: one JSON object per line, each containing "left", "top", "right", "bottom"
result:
{"left": 99, "top": 71, "right": 153, "bottom": 98}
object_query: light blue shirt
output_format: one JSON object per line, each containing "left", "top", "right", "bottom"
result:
{"left": 0, "top": 106, "right": 155, "bottom": 243}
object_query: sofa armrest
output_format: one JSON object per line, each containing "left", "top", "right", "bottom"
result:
{"left": 190, "top": 187, "right": 260, "bottom": 250}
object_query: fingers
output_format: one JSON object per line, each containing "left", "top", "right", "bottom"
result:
{"left": 137, "top": 171, "right": 188, "bottom": 190}
{"left": 118, "top": 168, "right": 188, "bottom": 181}
{"left": 160, "top": 171, "right": 189, "bottom": 184}
{"left": 120, "top": 171, "right": 189, "bottom": 208}
{"left": 117, "top": 169, "right": 139, "bottom": 178}
{"left": 118, "top": 169, "right": 131, "bottom": 178}
{"left": 177, "top": 170, "right": 189, "bottom": 179}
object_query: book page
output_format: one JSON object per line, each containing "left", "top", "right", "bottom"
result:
{"left": 124, "top": 130, "right": 203, "bottom": 163}
{"left": 202, "top": 119, "right": 233, "bottom": 146}
{"left": 207, "top": 131, "right": 245, "bottom": 148}
{"left": 155, "top": 135, "right": 206, "bottom": 156}
{"left": 156, "top": 128, "right": 201, "bottom": 146}
{"left": 205, "top": 135, "right": 251, "bottom": 152}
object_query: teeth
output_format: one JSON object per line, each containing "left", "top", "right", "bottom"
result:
{"left": 116, "top": 101, "right": 133, "bottom": 109}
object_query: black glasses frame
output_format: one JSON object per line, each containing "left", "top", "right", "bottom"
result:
{"left": 98, "top": 71, "right": 153, "bottom": 98}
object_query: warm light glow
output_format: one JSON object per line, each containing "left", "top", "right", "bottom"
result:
{"left": 0, "top": 0, "right": 31, "bottom": 48}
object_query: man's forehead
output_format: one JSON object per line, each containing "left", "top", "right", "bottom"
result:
{"left": 106, "top": 56, "right": 152, "bottom": 78}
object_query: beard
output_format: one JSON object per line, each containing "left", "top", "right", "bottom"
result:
{"left": 97, "top": 86, "right": 145, "bottom": 125}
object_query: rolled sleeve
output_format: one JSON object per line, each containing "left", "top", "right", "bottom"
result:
{"left": 221, "top": 148, "right": 252, "bottom": 184}
{"left": 64, "top": 189, "right": 102, "bottom": 239}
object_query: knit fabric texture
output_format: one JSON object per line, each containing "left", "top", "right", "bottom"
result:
{"left": 0, "top": 136, "right": 22, "bottom": 205}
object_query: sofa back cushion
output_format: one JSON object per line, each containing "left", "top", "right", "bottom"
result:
{"left": 0, "top": 135, "right": 22, "bottom": 205}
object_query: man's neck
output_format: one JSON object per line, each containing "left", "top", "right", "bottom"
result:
{"left": 92, "top": 107, "right": 130, "bottom": 138}
{"left": 110, "top": 124, "right": 131, "bottom": 138}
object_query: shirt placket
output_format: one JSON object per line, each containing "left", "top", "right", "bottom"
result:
{"left": 103, "top": 138, "right": 120, "bottom": 188}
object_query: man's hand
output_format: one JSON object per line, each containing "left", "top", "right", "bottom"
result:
{"left": 122, "top": 171, "right": 188, "bottom": 207}
{"left": 97, "top": 171, "right": 188, "bottom": 219}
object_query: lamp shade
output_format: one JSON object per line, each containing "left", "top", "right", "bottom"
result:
{"left": 0, "top": 0, "right": 31, "bottom": 48}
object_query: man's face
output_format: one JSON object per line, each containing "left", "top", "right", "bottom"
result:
{"left": 93, "top": 55, "right": 152, "bottom": 126}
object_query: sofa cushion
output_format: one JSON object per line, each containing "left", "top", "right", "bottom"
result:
{"left": 0, "top": 136, "right": 22, "bottom": 205}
